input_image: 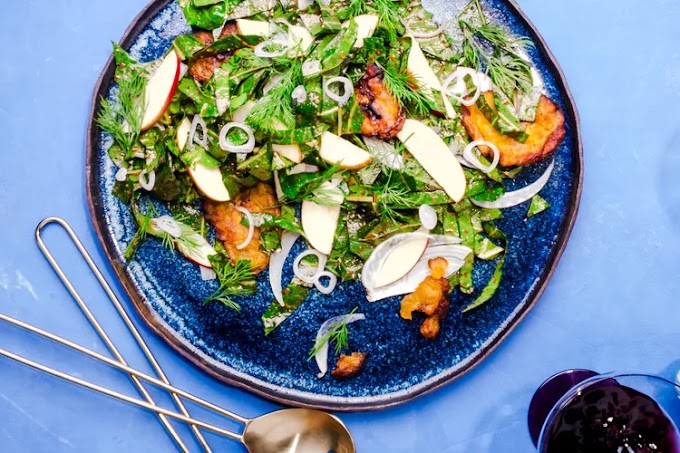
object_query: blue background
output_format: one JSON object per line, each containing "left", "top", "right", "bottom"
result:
{"left": 1, "top": 0, "right": 679, "bottom": 451}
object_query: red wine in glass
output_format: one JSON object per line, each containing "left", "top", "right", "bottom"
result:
{"left": 529, "top": 371, "right": 680, "bottom": 452}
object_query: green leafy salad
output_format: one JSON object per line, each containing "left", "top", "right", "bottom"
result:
{"left": 99, "top": 0, "right": 566, "bottom": 362}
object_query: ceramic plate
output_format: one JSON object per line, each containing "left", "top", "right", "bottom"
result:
{"left": 86, "top": 0, "right": 582, "bottom": 411}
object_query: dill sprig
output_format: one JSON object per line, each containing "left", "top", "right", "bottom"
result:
{"left": 246, "top": 59, "right": 302, "bottom": 131}
{"left": 203, "top": 259, "right": 256, "bottom": 311}
{"left": 348, "top": 0, "right": 405, "bottom": 44}
{"left": 374, "top": 170, "right": 419, "bottom": 221}
{"left": 377, "top": 62, "right": 435, "bottom": 117}
{"left": 98, "top": 70, "right": 147, "bottom": 155}
{"left": 458, "top": 0, "right": 534, "bottom": 97}
{"left": 309, "top": 308, "right": 358, "bottom": 359}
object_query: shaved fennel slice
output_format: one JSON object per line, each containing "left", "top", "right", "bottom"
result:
{"left": 471, "top": 159, "right": 554, "bottom": 209}
{"left": 314, "top": 313, "right": 366, "bottom": 378}
{"left": 364, "top": 243, "right": 471, "bottom": 302}
{"left": 269, "top": 231, "right": 301, "bottom": 306}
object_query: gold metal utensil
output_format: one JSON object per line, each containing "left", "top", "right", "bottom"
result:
{"left": 8, "top": 217, "right": 356, "bottom": 453}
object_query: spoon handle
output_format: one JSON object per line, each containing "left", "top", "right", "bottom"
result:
{"left": 0, "top": 344, "right": 245, "bottom": 441}
{"left": 37, "top": 216, "right": 215, "bottom": 452}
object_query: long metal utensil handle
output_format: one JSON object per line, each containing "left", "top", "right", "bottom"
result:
{"left": 0, "top": 312, "right": 248, "bottom": 427}
{"left": 0, "top": 346, "right": 244, "bottom": 441}
{"left": 36, "top": 217, "right": 212, "bottom": 452}
{"left": 35, "top": 217, "right": 190, "bottom": 452}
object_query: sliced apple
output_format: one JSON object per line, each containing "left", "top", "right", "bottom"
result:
{"left": 150, "top": 216, "right": 216, "bottom": 268}
{"left": 406, "top": 37, "right": 456, "bottom": 119}
{"left": 342, "top": 14, "right": 379, "bottom": 48}
{"left": 287, "top": 25, "right": 314, "bottom": 53}
{"left": 232, "top": 100, "right": 256, "bottom": 123}
{"left": 187, "top": 162, "right": 231, "bottom": 202}
{"left": 397, "top": 119, "right": 467, "bottom": 203}
{"left": 272, "top": 143, "right": 303, "bottom": 163}
{"left": 176, "top": 117, "right": 192, "bottom": 150}
{"left": 236, "top": 19, "right": 272, "bottom": 37}
{"left": 175, "top": 118, "right": 231, "bottom": 202}
{"left": 374, "top": 235, "right": 429, "bottom": 288}
{"left": 141, "top": 50, "right": 181, "bottom": 131}
{"left": 301, "top": 180, "right": 344, "bottom": 255}
{"left": 319, "top": 131, "right": 372, "bottom": 170}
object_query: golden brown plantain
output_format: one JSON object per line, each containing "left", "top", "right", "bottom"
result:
{"left": 204, "top": 182, "right": 280, "bottom": 274}
{"left": 462, "top": 93, "right": 566, "bottom": 167}
{"left": 355, "top": 63, "right": 405, "bottom": 140}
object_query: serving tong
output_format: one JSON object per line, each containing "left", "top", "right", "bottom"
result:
{"left": 0, "top": 218, "right": 354, "bottom": 453}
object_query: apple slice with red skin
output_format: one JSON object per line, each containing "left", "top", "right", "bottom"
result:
{"left": 141, "top": 50, "right": 181, "bottom": 131}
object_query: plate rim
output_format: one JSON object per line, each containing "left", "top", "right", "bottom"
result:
{"left": 85, "top": 0, "right": 583, "bottom": 412}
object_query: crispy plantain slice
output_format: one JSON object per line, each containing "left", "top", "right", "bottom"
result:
{"left": 204, "top": 182, "right": 280, "bottom": 274}
{"left": 462, "top": 93, "right": 566, "bottom": 167}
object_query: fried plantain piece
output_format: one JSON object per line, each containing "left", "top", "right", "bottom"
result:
{"left": 355, "top": 63, "right": 406, "bottom": 140}
{"left": 204, "top": 182, "right": 280, "bottom": 274}
{"left": 189, "top": 57, "right": 219, "bottom": 83}
{"left": 194, "top": 29, "right": 214, "bottom": 46}
{"left": 400, "top": 257, "right": 451, "bottom": 340}
{"left": 331, "top": 352, "right": 368, "bottom": 379}
{"left": 219, "top": 20, "right": 239, "bottom": 39}
{"left": 461, "top": 93, "right": 566, "bottom": 167}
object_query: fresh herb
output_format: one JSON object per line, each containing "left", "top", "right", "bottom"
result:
{"left": 246, "top": 59, "right": 302, "bottom": 131}
{"left": 348, "top": 0, "right": 405, "bottom": 44}
{"left": 309, "top": 308, "right": 358, "bottom": 359}
{"left": 203, "top": 256, "right": 256, "bottom": 311}
{"left": 98, "top": 70, "right": 147, "bottom": 157}
{"left": 458, "top": 0, "right": 533, "bottom": 97}
{"left": 378, "top": 62, "right": 435, "bottom": 116}
{"left": 278, "top": 164, "right": 342, "bottom": 204}
{"left": 124, "top": 203, "right": 153, "bottom": 260}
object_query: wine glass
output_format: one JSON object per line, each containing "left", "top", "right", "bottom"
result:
{"left": 528, "top": 370, "right": 680, "bottom": 452}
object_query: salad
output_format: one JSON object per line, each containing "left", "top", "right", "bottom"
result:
{"left": 99, "top": 0, "right": 566, "bottom": 377}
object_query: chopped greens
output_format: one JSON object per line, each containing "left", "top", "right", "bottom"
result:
{"left": 99, "top": 0, "right": 561, "bottom": 349}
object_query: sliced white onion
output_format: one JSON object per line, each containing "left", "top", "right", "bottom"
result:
{"left": 314, "top": 271, "right": 337, "bottom": 295}
{"left": 151, "top": 215, "right": 182, "bottom": 238}
{"left": 235, "top": 207, "right": 255, "bottom": 250}
{"left": 273, "top": 170, "right": 284, "bottom": 200}
{"left": 419, "top": 205, "right": 438, "bottom": 230}
{"left": 179, "top": 62, "right": 189, "bottom": 80}
{"left": 314, "top": 313, "right": 366, "bottom": 378}
{"left": 287, "top": 163, "right": 319, "bottom": 175}
{"left": 269, "top": 231, "right": 301, "bottom": 306}
{"left": 442, "top": 71, "right": 481, "bottom": 106}
{"left": 115, "top": 167, "right": 128, "bottom": 182}
{"left": 293, "top": 249, "right": 327, "bottom": 283}
{"left": 254, "top": 39, "right": 289, "bottom": 58}
{"left": 472, "top": 159, "right": 555, "bottom": 209}
{"left": 323, "top": 76, "right": 353, "bottom": 106}
{"left": 302, "top": 59, "right": 321, "bottom": 77}
{"left": 262, "top": 73, "right": 283, "bottom": 95}
{"left": 411, "top": 26, "right": 444, "bottom": 39}
{"left": 298, "top": 0, "right": 315, "bottom": 9}
{"left": 291, "top": 85, "right": 307, "bottom": 104}
{"left": 463, "top": 140, "right": 500, "bottom": 174}
{"left": 200, "top": 266, "right": 217, "bottom": 281}
{"left": 455, "top": 153, "right": 476, "bottom": 169}
{"left": 139, "top": 170, "right": 156, "bottom": 191}
{"left": 189, "top": 115, "right": 208, "bottom": 148}
{"left": 219, "top": 122, "right": 255, "bottom": 153}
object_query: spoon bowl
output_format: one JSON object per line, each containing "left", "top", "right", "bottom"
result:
{"left": 243, "top": 408, "right": 355, "bottom": 453}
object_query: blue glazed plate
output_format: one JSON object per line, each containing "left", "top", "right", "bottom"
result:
{"left": 86, "top": 0, "right": 582, "bottom": 411}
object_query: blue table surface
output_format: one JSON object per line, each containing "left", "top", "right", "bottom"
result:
{"left": 2, "top": 0, "right": 680, "bottom": 451}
